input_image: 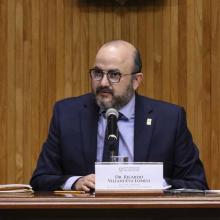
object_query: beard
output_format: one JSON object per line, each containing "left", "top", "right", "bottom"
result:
{"left": 94, "top": 82, "right": 134, "bottom": 110}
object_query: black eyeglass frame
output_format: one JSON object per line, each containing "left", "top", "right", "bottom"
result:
{"left": 89, "top": 68, "right": 138, "bottom": 83}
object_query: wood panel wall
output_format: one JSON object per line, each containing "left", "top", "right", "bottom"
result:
{"left": 0, "top": 0, "right": 219, "bottom": 188}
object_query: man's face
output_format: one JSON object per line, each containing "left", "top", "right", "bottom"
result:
{"left": 91, "top": 45, "right": 136, "bottom": 110}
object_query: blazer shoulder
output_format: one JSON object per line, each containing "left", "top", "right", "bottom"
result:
{"left": 54, "top": 93, "right": 95, "bottom": 109}
{"left": 137, "top": 94, "right": 183, "bottom": 115}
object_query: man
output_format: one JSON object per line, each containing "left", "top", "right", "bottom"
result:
{"left": 30, "top": 40, "right": 208, "bottom": 191}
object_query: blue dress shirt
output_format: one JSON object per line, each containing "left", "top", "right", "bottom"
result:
{"left": 97, "top": 94, "right": 135, "bottom": 162}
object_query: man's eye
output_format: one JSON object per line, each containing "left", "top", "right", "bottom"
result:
{"left": 109, "top": 72, "right": 120, "bottom": 78}
{"left": 94, "top": 70, "right": 103, "bottom": 76}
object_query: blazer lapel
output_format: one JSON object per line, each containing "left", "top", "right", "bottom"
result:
{"left": 134, "top": 94, "right": 155, "bottom": 162}
{"left": 80, "top": 95, "right": 99, "bottom": 173}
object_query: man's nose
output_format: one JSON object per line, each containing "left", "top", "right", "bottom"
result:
{"left": 100, "top": 74, "right": 110, "bottom": 87}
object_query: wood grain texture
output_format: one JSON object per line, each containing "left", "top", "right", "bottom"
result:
{"left": 0, "top": 0, "right": 219, "bottom": 188}
{"left": 6, "top": 0, "right": 16, "bottom": 183}
{"left": 0, "top": 0, "right": 7, "bottom": 183}
{"left": 2, "top": 193, "right": 220, "bottom": 209}
{"left": 211, "top": 0, "right": 220, "bottom": 188}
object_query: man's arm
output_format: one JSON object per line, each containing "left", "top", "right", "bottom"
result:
{"left": 165, "top": 107, "right": 209, "bottom": 190}
{"left": 62, "top": 175, "right": 95, "bottom": 192}
{"left": 30, "top": 103, "right": 82, "bottom": 191}
{"left": 30, "top": 101, "right": 96, "bottom": 191}
{"left": 30, "top": 123, "right": 72, "bottom": 191}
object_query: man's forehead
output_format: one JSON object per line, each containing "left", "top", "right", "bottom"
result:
{"left": 94, "top": 55, "right": 131, "bottom": 72}
{"left": 96, "top": 45, "right": 134, "bottom": 64}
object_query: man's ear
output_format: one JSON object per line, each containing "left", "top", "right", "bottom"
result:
{"left": 133, "top": 73, "right": 143, "bottom": 90}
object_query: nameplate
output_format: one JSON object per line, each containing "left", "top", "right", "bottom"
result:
{"left": 95, "top": 162, "right": 164, "bottom": 192}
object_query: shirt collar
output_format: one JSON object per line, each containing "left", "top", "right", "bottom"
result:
{"left": 118, "top": 94, "right": 135, "bottom": 120}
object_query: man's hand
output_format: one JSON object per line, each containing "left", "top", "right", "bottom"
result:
{"left": 74, "top": 174, "right": 95, "bottom": 192}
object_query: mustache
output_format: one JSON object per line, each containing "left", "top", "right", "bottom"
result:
{"left": 96, "top": 87, "right": 113, "bottom": 95}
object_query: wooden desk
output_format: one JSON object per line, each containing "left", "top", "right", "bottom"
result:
{"left": 0, "top": 192, "right": 220, "bottom": 219}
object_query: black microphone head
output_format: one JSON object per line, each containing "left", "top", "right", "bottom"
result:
{"left": 105, "top": 108, "right": 119, "bottom": 119}
{"left": 105, "top": 108, "right": 119, "bottom": 144}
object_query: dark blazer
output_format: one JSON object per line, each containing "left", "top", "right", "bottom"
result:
{"left": 30, "top": 93, "right": 208, "bottom": 191}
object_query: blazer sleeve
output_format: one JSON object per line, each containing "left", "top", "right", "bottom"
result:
{"left": 165, "top": 107, "right": 209, "bottom": 190}
{"left": 30, "top": 103, "right": 72, "bottom": 191}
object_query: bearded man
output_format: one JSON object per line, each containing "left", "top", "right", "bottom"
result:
{"left": 30, "top": 40, "right": 208, "bottom": 191}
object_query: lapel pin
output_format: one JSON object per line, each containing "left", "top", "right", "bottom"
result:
{"left": 146, "top": 118, "right": 152, "bottom": 126}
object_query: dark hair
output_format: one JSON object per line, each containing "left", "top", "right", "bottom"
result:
{"left": 133, "top": 48, "right": 142, "bottom": 73}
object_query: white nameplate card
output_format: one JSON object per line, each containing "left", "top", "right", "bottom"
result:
{"left": 95, "top": 162, "right": 164, "bottom": 192}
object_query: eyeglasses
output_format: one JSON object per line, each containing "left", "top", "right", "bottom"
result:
{"left": 89, "top": 68, "right": 138, "bottom": 83}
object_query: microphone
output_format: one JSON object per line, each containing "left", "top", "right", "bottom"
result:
{"left": 105, "top": 108, "right": 119, "bottom": 144}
